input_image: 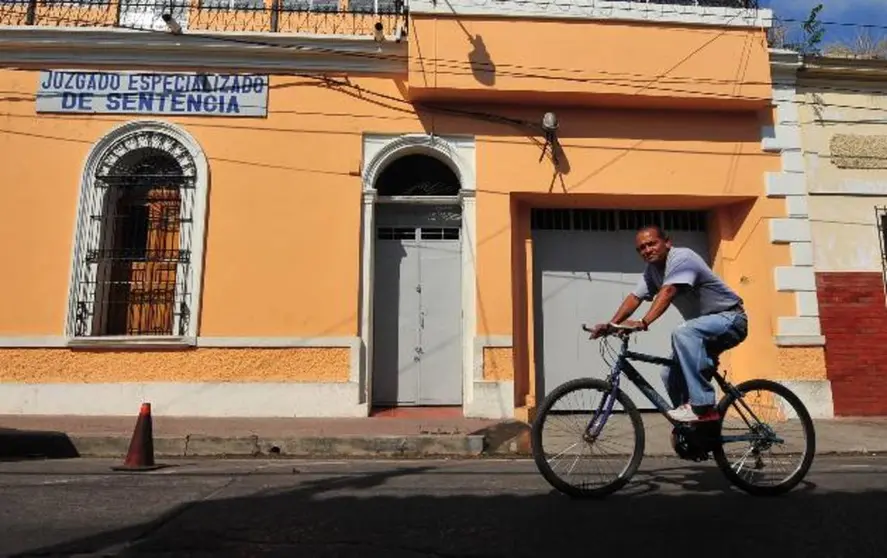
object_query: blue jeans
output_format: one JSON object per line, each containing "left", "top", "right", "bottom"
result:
{"left": 661, "top": 310, "right": 748, "bottom": 409}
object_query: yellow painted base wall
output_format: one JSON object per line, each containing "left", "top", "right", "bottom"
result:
{"left": 776, "top": 347, "right": 827, "bottom": 381}
{"left": 483, "top": 348, "right": 514, "bottom": 381}
{"left": 0, "top": 348, "right": 350, "bottom": 383}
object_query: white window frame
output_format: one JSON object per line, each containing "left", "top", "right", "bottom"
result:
{"left": 65, "top": 120, "right": 209, "bottom": 348}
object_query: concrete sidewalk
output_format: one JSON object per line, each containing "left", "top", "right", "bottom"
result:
{"left": 2, "top": 414, "right": 886, "bottom": 460}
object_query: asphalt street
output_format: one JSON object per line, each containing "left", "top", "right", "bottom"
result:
{"left": 1, "top": 456, "right": 886, "bottom": 557}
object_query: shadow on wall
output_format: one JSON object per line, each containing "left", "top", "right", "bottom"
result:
{"left": 0, "top": 427, "right": 80, "bottom": 461}
{"left": 13, "top": 462, "right": 887, "bottom": 557}
{"left": 715, "top": 198, "right": 757, "bottom": 244}
{"left": 414, "top": 104, "right": 769, "bottom": 144}
{"left": 467, "top": 34, "right": 496, "bottom": 86}
{"left": 450, "top": 13, "right": 496, "bottom": 86}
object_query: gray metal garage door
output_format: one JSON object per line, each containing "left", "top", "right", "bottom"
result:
{"left": 372, "top": 204, "right": 463, "bottom": 406}
{"left": 532, "top": 209, "right": 711, "bottom": 409}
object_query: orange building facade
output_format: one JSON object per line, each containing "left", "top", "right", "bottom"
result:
{"left": 0, "top": 1, "right": 833, "bottom": 419}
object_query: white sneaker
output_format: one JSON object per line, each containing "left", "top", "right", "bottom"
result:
{"left": 667, "top": 404, "right": 720, "bottom": 423}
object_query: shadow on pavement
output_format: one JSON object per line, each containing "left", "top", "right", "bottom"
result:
{"left": 12, "top": 463, "right": 887, "bottom": 557}
{"left": 470, "top": 420, "right": 530, "bottom": 453}
{"left": 0, "top": 427, "right": 80, "bottom": 461}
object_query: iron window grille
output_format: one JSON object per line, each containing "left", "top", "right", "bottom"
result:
{"left": 530, "top": 209, "right": 708, "bottom": 233}
{"left": 377, "top": 226, "right": 460, "bottom": 240}
{"left": 876, "top": 206, "right": 887, "bottom": 298}
{"left": 375, "top": 154, "right": 461, "bottom": 197}
{"left": 68, "top": 131, "right": 197, "bottom": 338}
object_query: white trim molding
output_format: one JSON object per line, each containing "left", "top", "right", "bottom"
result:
{"left": 359, "top": 133, "right": 500, "bottom": 416}
{"left": 64, "top": 119, "right": 210, "bottom": 345}
{"left": 0, "top": 28, "right": 407, "bottom": 75}
{"left": 410, "top": 0, "right": 772, "bottom": 28}
{"left": 0, "top": 337, "right": 69, "bottom": 348}
{"left": 362, "top": 133, "right": 477, "bottom": 192}
{"left": 777, "top": 380, "right": 835, "bottom": 419}
{"left": 468, "top": 336, "right": 515, "bottom": 419}
{"left": 765, "top": 49, "right": 825, "bottom": 348}
{"left": 0, "top": 382, "right": 366, "bottom": 417}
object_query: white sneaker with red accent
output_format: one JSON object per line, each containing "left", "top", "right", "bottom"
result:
{"left": 667, "top": 404, "right": 720, "bottom": 423}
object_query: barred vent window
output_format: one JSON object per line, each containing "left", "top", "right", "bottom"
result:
{"left": 376, "top": 227, "right": 460, "bottom": 241}
{"left": 69, "top": 131, "right": 197, "bottom": 338}
{"left": 530, "top": 209, "right": 708, "bottom": 232}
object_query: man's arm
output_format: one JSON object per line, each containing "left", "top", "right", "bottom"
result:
{"left": 638, "top": 251, "right": 699, "bottom": 328}
{"left": 639, "top": 284, "right": 679, "bottom": 327}
{"left": 609, "top": 294, "right": 642, "bottom": 324}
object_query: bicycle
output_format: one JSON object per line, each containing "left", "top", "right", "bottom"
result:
{"left": 530, "top": 323, "right": 816, "bottom": 498}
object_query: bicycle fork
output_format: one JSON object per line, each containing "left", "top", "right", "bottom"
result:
{"left": 583, "top": 371, "right": 622, "bottom": 442}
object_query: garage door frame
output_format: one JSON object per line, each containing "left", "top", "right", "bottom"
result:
{"left": 531, "top": 208, "right": 712, "bottom": 409}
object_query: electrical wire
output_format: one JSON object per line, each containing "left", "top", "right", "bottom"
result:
{"left": 2, "top": 3, "right": 883, "bottom": 88}
{"left": 2, "top": 7, "right": 883, "bottom": 96}
{"left": 3, "top": 4, "right": 887, "bottom": 126}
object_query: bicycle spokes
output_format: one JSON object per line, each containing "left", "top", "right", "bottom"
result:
{"left": 535, "top": 381, "right": 642, "bottom": 496}
{"left": 719, "top": 387, "right": 810, "bottom": 488}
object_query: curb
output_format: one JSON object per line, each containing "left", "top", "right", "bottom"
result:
{"left": 71, "top": 434, "right": 487, "bottom": 459}
{"left": 69, "top": 435, "right": 887, "bottom": 460}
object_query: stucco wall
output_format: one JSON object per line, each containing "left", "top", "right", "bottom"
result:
{"left": 2, "top": 73, "right": 785, "bottom": 341}
{"left": 483, "top": 347, "right": 513, "bottom": 381}
{"left": 0, "top": 347, "right": 350, "bottom": 383}
{"left": 799, "top": 75, "right": 887, "bottom": 415}
{"left": 467, "top": 107, "right": 785, "bottom": 337}
{"left": 808, "top": 196, "right": 887, "bottom": 272}
{"left": 0, "top": 71, "right": 448, "bottom": 341}
{"left": 799, "top": 81, "right": 887, "bottom": 272}
{"left": 0, "top": 68, "right": 788, "bottom": 397}
{"left": 0, "top": 70, "right": 416, "bottom": 386}
{"left": 799, "top": 81, "right": 887, "bottom": 198}
{"left": 409, "top": 15, "right": 772, "bottom": 108}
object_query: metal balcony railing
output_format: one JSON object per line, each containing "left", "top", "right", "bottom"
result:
{"left": 0, "top": 0, "right": 760, "bottom": 34}
{"left": 607, "top": 1, "right": 757, "bottom": 6}
{"left": 0, "top": 0, "right": 406, "bottom": 35}
{"left": 652, "top": 0, "right": 757, "bottom": 6}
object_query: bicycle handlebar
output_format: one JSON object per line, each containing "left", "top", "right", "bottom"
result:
{"left": 582, "top": 323, "right": 642, "bottom": 337}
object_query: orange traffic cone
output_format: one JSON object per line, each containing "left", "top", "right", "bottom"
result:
{"left": 111, "top": 403, "right": 166, "bottom": 471}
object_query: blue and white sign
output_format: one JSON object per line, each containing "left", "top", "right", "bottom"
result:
{"left": 36, "top": 70, "right": 269, "bottom": 117}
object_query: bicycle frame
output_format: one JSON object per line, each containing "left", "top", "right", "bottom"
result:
{"left": 584, "top": 331, "right": 772, "bottom": 447}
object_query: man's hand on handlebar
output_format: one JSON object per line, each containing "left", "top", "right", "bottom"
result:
{"left": 582, "top": 320, "right": 647, "bottom": 339}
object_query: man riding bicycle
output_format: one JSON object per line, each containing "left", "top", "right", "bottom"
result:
{"left": 587, "top": 224, "right": 748, "bottom": 423}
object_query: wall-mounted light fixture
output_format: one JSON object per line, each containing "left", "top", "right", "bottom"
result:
{"left": 539, "top": 111, "right": 560, "bottom": 165}
{"left": 161, "top": 13, "right": 182, "bottom": 35}
{"left": 394, "top": 20, "right": 408, "bottom": 43}
{"left": 542, "top": 111, "right": 559, "bottom": 135}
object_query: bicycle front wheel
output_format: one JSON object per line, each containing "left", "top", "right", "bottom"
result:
{"left": 531, "top": 378, "right": 645, "bottom": 498}
{"left": 713, "top": 379, "right": 816, "bottom": 496}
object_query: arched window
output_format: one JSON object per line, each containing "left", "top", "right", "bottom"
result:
{"left": 67, "top": 124, "right": 208, "bottom": 341}
{"left": 374, "top": 153, "right": 461, "bottom": 197}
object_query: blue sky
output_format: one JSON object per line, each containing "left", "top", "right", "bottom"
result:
{"left": 761, "top": 0, "right": 887, "bottom": 45}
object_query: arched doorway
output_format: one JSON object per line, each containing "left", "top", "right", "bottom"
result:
{"left": 370, "top": 153, "right": 464, "bottom": 407}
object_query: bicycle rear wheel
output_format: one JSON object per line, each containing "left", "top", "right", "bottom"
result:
{"left": 531, "top": 378, "right": 645, "bottom": 498}
{"left": 713, "top": 379, "right": 816, "bottom": 496}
